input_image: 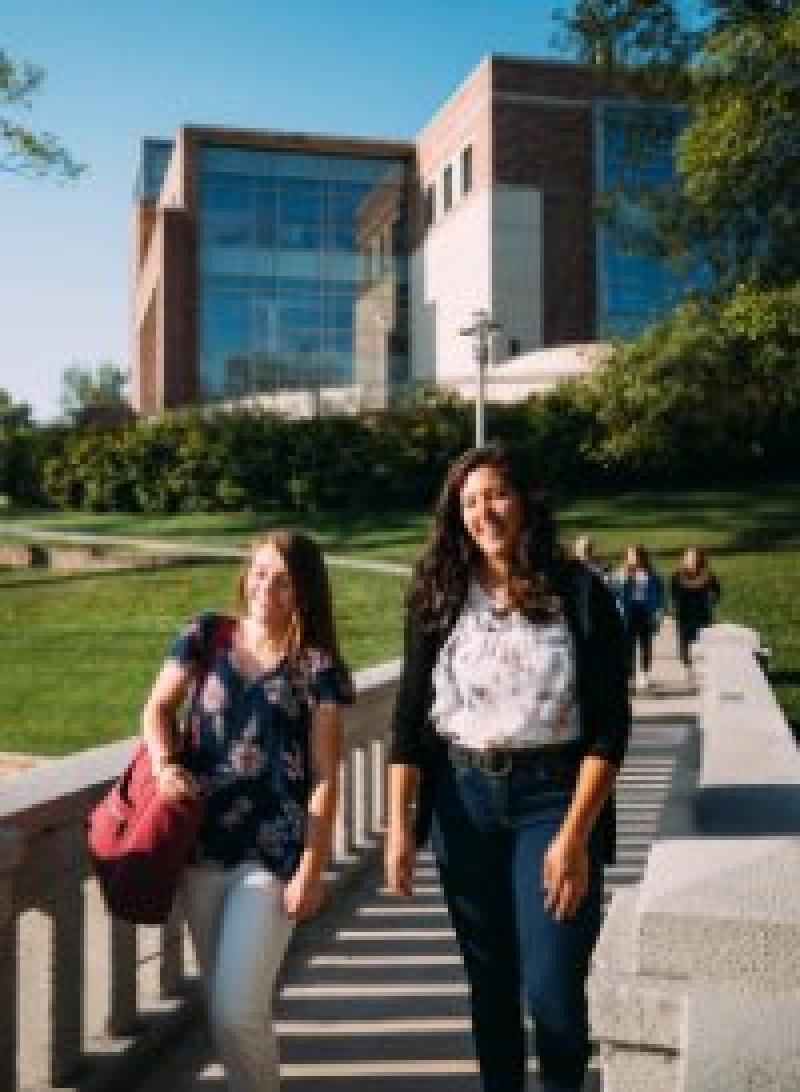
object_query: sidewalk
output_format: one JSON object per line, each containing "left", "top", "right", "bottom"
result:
{"left": 0, "top": 524, "right": 411, "bottom": 576}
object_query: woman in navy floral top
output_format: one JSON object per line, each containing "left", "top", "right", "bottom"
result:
{"left": 142, "top": 530, "right": 352, "bottom": 1092}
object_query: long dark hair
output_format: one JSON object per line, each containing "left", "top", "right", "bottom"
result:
{"left": 409, "top": 443, "right": 562, "bottom": 634}
{"left": 236, "top": 529, "right": 350, "bottom": 685}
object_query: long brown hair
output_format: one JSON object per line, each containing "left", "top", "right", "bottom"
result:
{"left": 236, "top": 530, "right": 350, "bottom": 682}
{"left": 409, "top": 443, "right": 562, "bottom": 634}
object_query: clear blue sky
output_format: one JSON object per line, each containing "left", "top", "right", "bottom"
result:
{"left": 0, "top": 0, "right": 700, "bottom": 421}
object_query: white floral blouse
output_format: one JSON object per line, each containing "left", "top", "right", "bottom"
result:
{"left": 430, "top": 581, "right": 581, "bottom": 752}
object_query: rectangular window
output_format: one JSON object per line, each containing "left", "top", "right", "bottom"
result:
{"left": 508, "top": 337, "right": 521, "bottom": 358}
{"left": 461, "top": 144, "right": 473, "bottom": 196}
{"left": 424, "top": 183, "right": 435, "bottom": 229}
{"left": 443, "top": 164, "right": 453, "bottom": 212}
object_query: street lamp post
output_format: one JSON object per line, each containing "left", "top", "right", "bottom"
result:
{"left": 459, "top": 309, "right": 502, "bottom": 446}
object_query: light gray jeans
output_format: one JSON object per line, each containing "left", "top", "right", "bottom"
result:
{"left": 181, "top": 862, "right": 294, "bottom": 1092}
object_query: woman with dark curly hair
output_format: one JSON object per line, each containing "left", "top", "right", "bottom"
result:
{"left": 385, "top": 444, "right": 630, "bottom": 1092}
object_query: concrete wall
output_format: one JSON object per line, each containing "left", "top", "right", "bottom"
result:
{"left": 590, "top": 624, "right": 800, "bottom": 1092}
{"left": 0, "top": 659, "right": 402, "bottom": 1092}
{"left": 490, "top": 184, "right": 543, "bottom": 363}
{"left": 410, "top": 187, "right": 492, "bottom": 385}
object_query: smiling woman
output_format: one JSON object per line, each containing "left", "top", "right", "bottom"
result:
{"left": 139, "top": 529, "right": 352, "bottom": 1092}
{"left": 386, "top": 442, "right": 630, "bottom": 1092}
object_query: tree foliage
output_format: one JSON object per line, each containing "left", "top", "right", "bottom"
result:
{"left": 0, "top": 388, "right": 37, "bottom": 502}
{"left": 677, "top": 3, "right": 800, "bottom": 287}
{"left": 552, "top": 0, "right": 697, "bottom": 94}
{"left": 60, "top": 361, "right": 129, "bottom": 422}
{"left": 557, "top": 1, "right": 800, "bottom": 290}
{"left": 1, "top": 48, "right": 85, "bottom": 179}
{"left": 587, "top": 282, "right": 800, "bottom": 475}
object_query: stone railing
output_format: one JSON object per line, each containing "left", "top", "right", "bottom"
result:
{"left": 0, "top": 660, "right": 400, "bottom": 1092}
{"left": 590, "top": 623, "right": 800, "bottom": 1092}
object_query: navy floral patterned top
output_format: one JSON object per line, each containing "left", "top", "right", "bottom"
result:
{"left": 169, "top": 613, "right": 352, "bottom": 880}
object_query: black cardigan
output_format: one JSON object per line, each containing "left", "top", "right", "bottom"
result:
{"left": 389, "top": 558, "right": 631, "bottom": 861}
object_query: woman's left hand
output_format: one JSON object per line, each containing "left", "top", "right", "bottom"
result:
{"left": 542, "top": 831, "right": 589, "bottom": 921}
{"left": 284, "top": 862, "right": 326, "bottom": 921}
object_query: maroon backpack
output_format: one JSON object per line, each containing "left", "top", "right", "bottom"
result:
{"left": 86, "top": 615, "right": 236, "bottom": 924}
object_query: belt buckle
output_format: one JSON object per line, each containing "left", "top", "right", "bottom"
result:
{"left": 483, "top": 749, "right": 512, "bottom": 777}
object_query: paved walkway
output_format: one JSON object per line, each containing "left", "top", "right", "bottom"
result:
{"left": 0, "top": 525, "right": 411, "bottom": 576}
{"left": 131, "top": 626, "right": 697, "bottom": 1092}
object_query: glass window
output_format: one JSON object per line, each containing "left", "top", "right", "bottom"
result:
{"left": 200, "top": 175, "right": 252, "bottom": 247}
{"left": 280, "top": 301, "right": 323, "bottom": 329}
{"left": 326, "top": 330, "right": 354, "bottom": 355}
{"left": 198, "top": 144, "right": 410, "bottom": 394}
{"left": 598, "top": 104, "right": 710, "bottom": 338}
{"left": 424, "top": 184, "right": 435, "bottom": 229}
{"left": 134, "top": 138, "right": 174, "bottom": 201}
{"left": 461, "top": 144, "right": 473, "bottom": 196}
{"left": 324, "top": 293, "right": 355, "bottom": 328}
{"left": 254, "top": 184, "right": 278, "bottom": 248}
{"left": 443, "top": 165, "right": 453, "bottom": 213}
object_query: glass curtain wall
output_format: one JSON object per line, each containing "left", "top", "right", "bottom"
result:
{"left": 134, "top": 138, "right": 174, "bottom": 201}
{"left": 597, "top": 104, "right": 709, "bottom": 338}
{"left": 197, "top": 145, "right": 410, "bottom": 401}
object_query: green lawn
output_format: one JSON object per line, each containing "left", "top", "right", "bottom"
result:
{"left": 0, "top": 562, "right": 407, "bottom": 755}
{"left": 2, "top": 481, "right": 798, "bottom": 753}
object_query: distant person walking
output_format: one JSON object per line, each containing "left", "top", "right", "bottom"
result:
{"left": 613, "top": 545, "right": 665, "bottom": 689}
{"left": 671, "top": 547, "right": 721, "bottom": 674}
{"left": 573, "top": 535, "right": 610, "bottom": 581}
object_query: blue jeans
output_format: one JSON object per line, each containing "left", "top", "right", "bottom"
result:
{"left": 431, "top": 748, "right": 604, "bottom": 1092}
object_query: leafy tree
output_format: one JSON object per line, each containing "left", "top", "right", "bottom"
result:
{"left": 556, "top": 1, "right": 800, "bottom": 290}
{"left": 588, "top": 282, "right": 800, "bottom": 477}
{"left": 1, "top": 48, "right": 84, "bottom": 179}
{"left": 552, "top": 0, "right": 697, "bottom": 94}
{"left": 677, "top": 2, "right": 800, "bottom": 287}
{"left": 0, "top": 386, "right": 32, "bottom": 430}
{"left": 60, "top": 361, "right": 129, "bottom": 422}
{"left": 0, "top": 387, "right": 37, "bottom": 502}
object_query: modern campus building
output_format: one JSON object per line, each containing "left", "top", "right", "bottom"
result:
{"left": 132, "top": 55, "right": 696, "bottom": 416}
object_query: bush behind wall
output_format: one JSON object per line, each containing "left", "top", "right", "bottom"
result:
{"left": 15, "top": 287, "right": 800, "bottom": 513}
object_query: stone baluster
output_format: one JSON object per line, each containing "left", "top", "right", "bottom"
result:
{"left": 51, "top": 825, "right": 85, "bottom": 1084}
{"left": 22, "top": 825, "right": 85, "bottom": 1087}
{"left": 333, "top": 755, "right": 353, "bottom": 864}
{"left": 370, "top": 736, "right": 387, "bottom": 836}
{"left": 160, "top": 908, "right": 185, "bottom": 998}
{"left": 351, "top": 745, "right": 370, "bottom": 849}
{"left": 108, "top": 916, "right": 138, "bottom": 1035}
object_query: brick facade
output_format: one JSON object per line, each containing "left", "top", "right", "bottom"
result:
{"left": 132, "top": 56, "right": 657, "bottom": 412}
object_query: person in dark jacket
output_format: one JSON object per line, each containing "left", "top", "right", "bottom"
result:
{"left": 385, "top": 444, "right": 630, "bottom": 1092}
{"left": 670, "top": 547, "right": 721, "bottom": 672}
{"left": 612, "top": 544, "right": 665, "bottom": 689}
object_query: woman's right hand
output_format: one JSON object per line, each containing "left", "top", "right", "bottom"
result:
{"left": 155, "top": 762, "right": 201, "bottom": 800}
{"left": 385, "top": 822, "right": 416, "bottom": 896}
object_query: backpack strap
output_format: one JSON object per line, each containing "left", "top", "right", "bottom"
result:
{"left": 196, "top": 614, "right": 236, "bottom": 689}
